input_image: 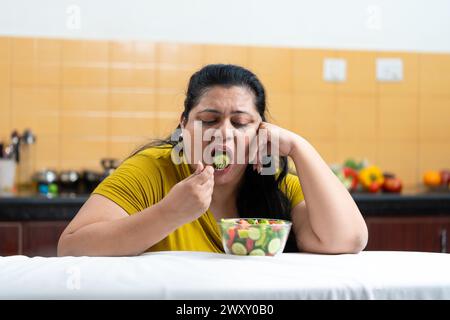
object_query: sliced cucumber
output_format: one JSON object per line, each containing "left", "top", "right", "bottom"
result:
{"left": 248, "top": 227, "right": 261, "bottom": 240}
{"left": 268, "top": 238, "right": 281, "bottom": 255}
{"left": 278, "top": 228, "right": 288, "bottom": 238}
{"left": 249, "top": 249, "right": 265, "bottom": 256}
{"left": 213, "top": 153, "right": 230, "bottom": 170}
{"left": 231, "top": 242, "right": 247, "bottom": 255}
{"left": 255, "top": 231, "right": 267, "bottom": 247}
{"left": 237, "top": 229, "right": 249, "bottom": 239}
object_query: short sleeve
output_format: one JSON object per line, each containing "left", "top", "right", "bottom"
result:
{"left": 92, "top": 153, "right": 164, "bottom": 215}
{"left": 280, "top": 173, "right": 305, "bottom": 209}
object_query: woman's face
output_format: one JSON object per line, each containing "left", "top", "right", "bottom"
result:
{"left": 182, "top": 85, "right": 262, "bottom": 186}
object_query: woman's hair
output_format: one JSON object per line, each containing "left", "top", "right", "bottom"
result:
{"left": 129, "top": 64, "right": 298, "bottom": 252}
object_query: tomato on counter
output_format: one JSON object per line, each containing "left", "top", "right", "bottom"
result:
{"left": 382, "top": 177, "right": 403, "bottom": 193}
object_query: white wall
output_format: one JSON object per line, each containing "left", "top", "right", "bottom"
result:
{"left": 1, "top": 0, "right": 450, "bottom": 53}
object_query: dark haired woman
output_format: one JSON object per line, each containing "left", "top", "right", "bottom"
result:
{"left": 58, "top": 64, "right": 368, "bottom": 256}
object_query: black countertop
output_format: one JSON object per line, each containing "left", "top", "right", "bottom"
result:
{"left": 0, "top": 193, "right": 89, "bottom": 221}
{"left": 1, "top": 191, "right": 450, "bottom": 221}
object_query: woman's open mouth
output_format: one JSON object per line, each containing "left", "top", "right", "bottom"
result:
{"left": 211, "top": 147, "right": 232, "bottom": 171}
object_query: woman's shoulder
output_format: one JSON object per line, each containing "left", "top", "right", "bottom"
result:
{"left": 120, "top": 144, "right": 187, "bottom": 179}
{"left": 93, "top": 145, "right": 176, "bottom": 214}
{"left": 134, "top": 144, "right": 174, "bottom": 162}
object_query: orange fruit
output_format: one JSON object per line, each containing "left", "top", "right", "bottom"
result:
{"left": 423, "top": 170, "right": 442, "bottom": 186}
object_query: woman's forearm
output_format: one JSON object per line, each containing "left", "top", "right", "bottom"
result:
{"left": 57, "top": 202, "right": 181, "bottom": 257}
{"left": 290, "top": 136, "right": 368, "bottom": 250}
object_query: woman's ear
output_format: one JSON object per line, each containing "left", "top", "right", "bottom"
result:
{"left": 179, "top": 113, "right": 187, "bottom": 129}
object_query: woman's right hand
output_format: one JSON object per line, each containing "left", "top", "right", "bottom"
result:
{"left": 159, "top": 162, "right": 215, "bottom": 225}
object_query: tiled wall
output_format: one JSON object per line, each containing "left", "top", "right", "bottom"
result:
{"left": 1, "top": 37, "right": 450, "bottom": 189}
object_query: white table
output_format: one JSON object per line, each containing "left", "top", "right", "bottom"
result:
{"left": 1, "top": 251, "right": 449, "bottom": 299}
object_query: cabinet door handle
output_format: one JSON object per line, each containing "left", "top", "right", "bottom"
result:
{"left": 440, "top": 229, "right": 447, "bottom": 253}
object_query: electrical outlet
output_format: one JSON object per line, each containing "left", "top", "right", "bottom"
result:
{"left": 376, "top": 58, "right": 403, "bottom": 82}
{"left": 323, "top": 58, "right": 347, "bottom": 83}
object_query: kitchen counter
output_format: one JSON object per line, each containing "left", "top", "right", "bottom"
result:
{"left": 1, "top": 251, "right": 450, "bottom": 299}
{"left": 0, "top": 193, "right": 89, "bottom": 221}
{"left": 1, "top": 191, "right": 450, "bottom": 221}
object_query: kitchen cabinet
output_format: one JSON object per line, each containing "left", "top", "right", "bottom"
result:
{"left": 0, "top": 221, "right": 68, "bottom": 257}
{"left": 22, "top": 222, "right": 69, "bottom": 257}
{"left": 365, "top": 216, "right": 450, "bottom": 253}
{"left": 2, "top": 217, "right": 449, "bottom": 256}
{"left": 0, "top": 223, "right": 22, "bottom": 256}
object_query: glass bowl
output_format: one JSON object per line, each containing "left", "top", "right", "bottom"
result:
{"left": 218, "top": 218, "right": 292, "bottom": 256}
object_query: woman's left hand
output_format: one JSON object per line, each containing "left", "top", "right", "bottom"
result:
{"left": 250, "top": 122, "right": 300, "bottom": 173}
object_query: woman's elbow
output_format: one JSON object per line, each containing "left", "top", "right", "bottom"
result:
{"left": 347, "top": 233, "right": 368, "bottom": 254}
{"left": 324, "top": 226, "right": 369, "bottom": 254}
{"left": 345, "top": 225, "right": 369, "bottom": 254}
{"left": 57, "top": 237, "right": 68, "bottom": 257}
{"left": 57, "top": 234, "right": 75, "bottom": 257}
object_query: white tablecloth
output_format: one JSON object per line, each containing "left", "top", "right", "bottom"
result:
{"left": 1, "top": 251, "right": 450, "bottom": 299}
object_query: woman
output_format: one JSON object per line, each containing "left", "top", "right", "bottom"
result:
{"left": 57, "top": 64, "right": 368, "bottom": 257}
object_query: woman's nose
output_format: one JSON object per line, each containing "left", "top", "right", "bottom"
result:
{"left": 219, "top": 120, "right": 234, "bottom": 142}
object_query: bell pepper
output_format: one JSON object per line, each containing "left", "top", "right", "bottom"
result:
{"left": 342, "top": 167, "right": 359, "bottom": 191}
{"left": 358, "top": 165, "right": 384, "bottom": 192}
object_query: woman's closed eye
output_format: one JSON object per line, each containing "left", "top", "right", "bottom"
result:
{"left": 200, "top": 118, "right": 248, "bottom": 128}
{"left": 201, "top": 119, "right": 218, "bottom": 125}
{"left": 231, "top": 121, "right": 248, "bottom": 128}
{"left": 203, "top": 120, "right": 249, "bottom": 128}
{"left": 198, "top": 113, "right": 253, "bottom": 128}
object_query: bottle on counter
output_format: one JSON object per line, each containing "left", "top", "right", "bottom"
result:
{"left": 16, "top": 129, "right": 37, "bottom": 193}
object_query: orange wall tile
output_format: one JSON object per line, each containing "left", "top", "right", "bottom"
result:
{"left": 419, "top": 96, "right": 450, "bottom": 142}
{"left": 0, "top": 88, "right": 11, "bottom": 141}
{"left": 11, "top": 38, "right": 36, "bottom": 63}
{"left": 336, "top": 140, "right": 377, "bottom": 165}
{"left": 376, "top": 51, "right": 419, "bottom": 96}
{"left": 419, "top": 141, "right": 450, "bottom": 176}
{"left": 59, "top": 137, "right": 107, "bottom": 170}
{"left": 204, "top": 45, "right": 249, "bottom": 66}
{"left": 376, "top": 141, "right": 418, "bottom": 187}
{"left": 336, "top": 50, "right": 376, "bottom": 95}
{"left": 335, "top": 95, "right": 377, "bottom": 141}
{"left": 249, "top": 46, "right": 293, "bottom": 94}
{"left": 378, "top": 95, "right": 418, "bottom": 141}
{"left": 62, "top": 40, "right": 109, "bottom": 65}
{"left": 419, "top": 53, "right": 450, "bottom": 96}
{"left": 0, "top": 63, "right": 10, "bottom": 87}
{"left": 61, "top": 89, "right": 108, "bottom": 112}
{"left": 60, "top": 112, "right": 107, "bottom": 137}
{"left": 109, "top": 90, "right": 156, "bottom": 112}
{"left": 293, "top": 94, "right": 336, "bottom": 140}
{"left": 266, "top": 93, "right": 293, "bottom": 131}
{"left": 293, "top": 49, "right": 337, "bottom": 95}
{"left": 158, "top": 43, "right": 204, "bottom": 67}
{"left": 0, "top": 37, "right": 11, "bottom": 62}
{"left": 110, "top": 115, "right": 158, "bottom": 138}
{"left": 35, "top": 136, "right": 60, "bottom": 170}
